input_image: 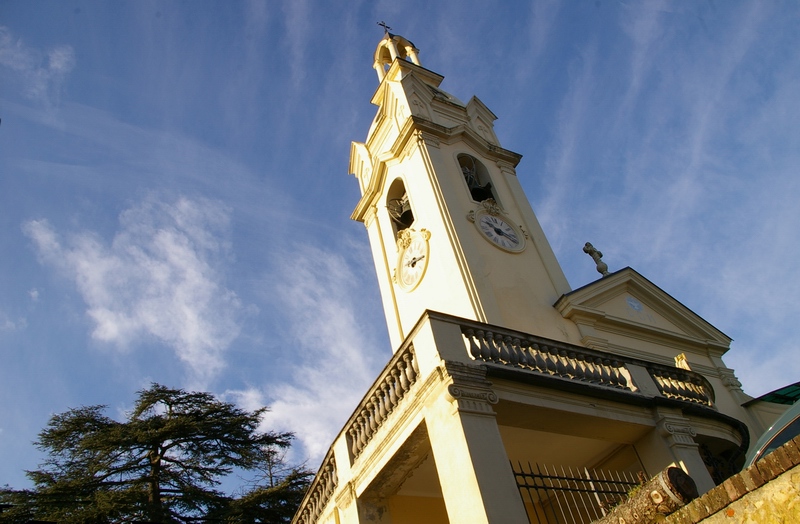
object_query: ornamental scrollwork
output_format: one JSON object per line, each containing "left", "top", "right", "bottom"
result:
{"left": 396, "top": 228, "right": 430, "bottom": 250}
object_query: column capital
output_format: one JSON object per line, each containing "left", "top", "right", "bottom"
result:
{"left": 442, "top": 361, "right": 498, "bottom": 415}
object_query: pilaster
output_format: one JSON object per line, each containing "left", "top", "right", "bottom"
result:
{"left": 424, "top": 361, "right": 528, "bottom": 524}
{"left": 655, "top": 410, "right": 716, "bottom": 494}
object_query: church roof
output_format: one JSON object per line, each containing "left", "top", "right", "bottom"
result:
{"left": 556, "top": 266, "right": 732, "bottom": 351}
{"left": 748, "top": 381, "right": 800, "bottom": 406}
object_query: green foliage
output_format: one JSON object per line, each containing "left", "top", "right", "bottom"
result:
{"left": 0, "top": 384, "right": 311, "bottom": 523}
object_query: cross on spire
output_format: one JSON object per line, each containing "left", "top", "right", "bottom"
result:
{"left": 377, "top": 21, "right": 392, "bottom": 34}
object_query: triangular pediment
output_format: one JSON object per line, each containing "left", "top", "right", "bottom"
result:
{"left": 555, "top": 268, "right": 731, "bottom": 354}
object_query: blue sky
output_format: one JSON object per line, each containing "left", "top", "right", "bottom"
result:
{"left": 2, "top": 1, "right": 799, "bottom": 490}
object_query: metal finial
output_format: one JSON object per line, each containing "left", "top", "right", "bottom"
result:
{"left": 583, "top": 242, "right": 610, "bottom": 277}
{"left": 377, "top": 21, "right": 392, "bottom": 34}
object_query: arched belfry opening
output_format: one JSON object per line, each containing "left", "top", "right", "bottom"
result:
{"left": 374, "top": 33, "right": 421, "bottom": 82}
{"left": 387, "top": 177, "right": 414, "bottom": 237}
{"left": 458, "top": 153, "right": 497, "bottom": 203}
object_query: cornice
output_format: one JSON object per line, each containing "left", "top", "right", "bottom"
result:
{"left": 563, "top": 303, "right": 730, "bottom": 356}
{"left": 556, "top": 267, "right": 731, "bottom": 347}
{"left": 351, "top": 116, "right": 522, "bottom": 223}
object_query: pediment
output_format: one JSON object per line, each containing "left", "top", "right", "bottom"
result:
{"left": 555, "top": 267, "right": 731, "bottom": 350}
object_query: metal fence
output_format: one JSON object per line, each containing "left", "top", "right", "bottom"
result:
{"left": 512, "top": 462, "right": 642, "bottom": 524}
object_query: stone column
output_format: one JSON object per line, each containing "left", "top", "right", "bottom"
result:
{"left": 425, "top": 361, "right": 528, "bottom": 524}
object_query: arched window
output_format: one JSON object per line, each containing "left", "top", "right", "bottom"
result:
{"left": 458, "top": 154, "right": 497, "bottom": 203}
{"left": 386, "top": 178, "right": 414, "bottom": 238}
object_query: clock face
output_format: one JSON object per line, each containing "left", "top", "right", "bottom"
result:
{"left": 476, "top": 213, "right": 525, "bottom": 252}
{"left": 397, "top": 234, "right": 429, "bottom": 291}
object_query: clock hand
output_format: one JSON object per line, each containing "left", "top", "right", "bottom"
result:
{"left": 406, "top": 255, "right": 426, "bottom": 267}
{"left": 492, "top": 226, "right": 519, "bottom": 244}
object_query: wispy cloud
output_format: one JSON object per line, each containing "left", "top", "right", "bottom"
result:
{"left": 230, "top": 241, "right": 384, "bottom": 465}
{"left": 537, "top": 41, "right": 598, "bottom": 248}
{"left": 0, "top": 26, "right": 75, "bottom": 107}
{"left": 281, "top": 0, "right": 311, "bottom": 87}
{"left": 22, "top": 195, "right": 244, "bottom": 387}
{"left": 0, "top": 311, "right": 26, "bottom": 332}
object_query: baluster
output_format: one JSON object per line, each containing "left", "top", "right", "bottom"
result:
{"left": 348, "top": 426, "right": 359, "bottom": 457}
{"left": 518, "top": 342, "right": 532, "bottom": 369}
{"left": 611, "top": 361, "right": 627, "bottom": 389}
{"left": 493, "top": 333, "right": 506, "bottom": 363}
{"left": 659, "top": 373, "right": 676, "bottom": 398}
{"left": 599, "top": 359, "right": 612, "bottom": 385}
{"left": 591, "top": 357, "right": 605, "bottom": 383}
{"left": 606, "top": 360, "right": 620, "bottom": 387}
{"left": 681, "top": 376, "right": 699, "bottom": 402}
{"left": 367, "top": 400, "right": 379, "bottom": 433}
{"left": 375, "top": 387, "right": 388, "bottom": 420}
{"left": 397, "top": 360, "right": 411, "bottom": 392}
{"left": 542, "top": 345, "right": 558, "bottom": 375}
{"left": 482, "top": 331, "right": 497, "bottom": 361}
{"left": 585, "top": 355, "right": 599, "bottom": 383}
{"left": 508, "top": 336, "right": 520, "bottom": 365}
{"left": 498, "top": 335, "right": 512, "bottom": 364}
{"left": 389, "top": 369, "right": 401, "bottom": 403}
{"left": 692, "top": 381, "right": 710, "bottom": 404}
{"left": 356, "top": 413, "right": 367, "bottom": 453}
{"left": 464, "top": 328, "right": 481, "bottom": 359}
{"left": 573, "top": 353, "right": 588, "bottom": 381}
{"left": 475, "top": 330, "right": 490, "bottom": 360}
{"left": 531, "top": 344, "right": 547, "bottom": 373}
{"left": 403, "top": 352, "right": 417, "bottom": 384}
{"left": 581, "top": 355, "right": 597, "bottom": 383}
{"left": 563, "top": 350, "right": 577, "bottom": 378}
{"left": 555, "top": 349, "right": 568, "bottom": 377}
{"left": 669, "top": 373, "right": 685, "bottom": 399}
{"left": 380, "top": 382, "right": 393, "bottom": 415}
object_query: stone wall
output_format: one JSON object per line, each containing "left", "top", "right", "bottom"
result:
{"left": 665, "top": 435, "right": 800, "bottom": 523}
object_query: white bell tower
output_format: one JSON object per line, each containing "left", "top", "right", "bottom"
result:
{"left": 350, "top": 32, "right": 580, "bottom": 350}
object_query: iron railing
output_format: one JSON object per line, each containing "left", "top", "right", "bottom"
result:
{"left": 513, "top": 462, "right": 642, "bottom": 524}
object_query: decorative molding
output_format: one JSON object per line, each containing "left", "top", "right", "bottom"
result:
{"left": 417, "top": 131, "right": 440, "bottom": 149}
{"left": 466, "top": 198, "right": 502, "bottom": 220}
{"left": 396, "top": 228, "right": 430, "bottom": 250}
{"left": 334, "top": 480, "right": 356, "bottom": 510}
{"left": 658, "top": 415, "right": 698, "bottom": 447}
{"left": 442, "top": 361, "right": 498, "bottom": 415}
{"left": 363, "top": 205, "right": 378, "bottom": 228}
{"left": 718, "top": 368, "right": 743, "bottom": 392}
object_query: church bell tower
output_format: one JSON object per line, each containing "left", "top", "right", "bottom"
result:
{"left": 350, "top": 32, "right": 579, "bottom": 351}
{"left": 290, "top": 30, "right": 780, "bottom": 524}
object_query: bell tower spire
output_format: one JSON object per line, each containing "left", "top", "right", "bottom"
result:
{"left": 373, "top": 30, "right": 421, "bottom": 82}
{"left": 350, "top": 33, "right": 576, "bottom": 350}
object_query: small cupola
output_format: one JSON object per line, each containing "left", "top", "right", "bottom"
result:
{"left": 373, "top": 28, "right": 421, "bottom": 82}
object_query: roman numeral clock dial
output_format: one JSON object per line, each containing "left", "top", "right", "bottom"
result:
{"left": 395, "top": 229, "right": 431, "bottom": 291}
{"left": 468, "top": 201, "right": 526, "bottom": 253}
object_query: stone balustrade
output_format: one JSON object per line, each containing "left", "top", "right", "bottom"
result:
{"left": 460, "top": 321, "right": 714, "bottom": 408}
{"left": 346, "top": 345, "right": 419, "bottom": 460}
{"left": 648, "top": 366, "right": 714, "bottom": 406}
{"left": 294, "top": 454, "right": 336, "bottom": 524}
{"left": 463, "top": 327, "right": 630, "bottom": 390}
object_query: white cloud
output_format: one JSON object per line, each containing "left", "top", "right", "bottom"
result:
{"left": 0, "top": 26, "right": 75, "bottom": 106}
{"left": 22, "top": 195, "right": 244, "bottom": 387}
{"left": 0, "top": 311, "right": 26, "bottom": 332}
{"left": 28, "top": 288, "right": 39, "bottom": 302}
{"left": 231, "top": 242, "right": 384, "bottom": 466}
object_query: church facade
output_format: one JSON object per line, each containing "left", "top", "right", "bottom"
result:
{"left": 292, "top": 33, "right": 785, "bottom": 524}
